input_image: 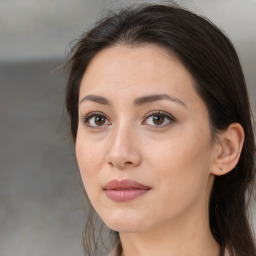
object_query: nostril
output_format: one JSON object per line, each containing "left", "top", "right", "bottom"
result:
{"left": 108, "top": 162, "right": 115, "bottom": 167}
{"left": 108, "top": 160, "right": 134, "bottom": 169}
{"left": 106, "top": 150, "right": 142, "bottom": 169}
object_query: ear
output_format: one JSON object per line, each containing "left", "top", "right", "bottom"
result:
{"left": 211, "top": 123, "right": 244, "bottom": 176}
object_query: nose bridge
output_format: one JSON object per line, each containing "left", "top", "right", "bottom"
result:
{"left": 106, "top": 119, "right": 141, "bottom": 169}
{"left": 114, "top": 121, "right": 132, "bottom": 147}
{"left": 110, "top": 120, "right": 135, "bottom": 156}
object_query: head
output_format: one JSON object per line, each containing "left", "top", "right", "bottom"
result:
{"left": 65, "top": 3, "right": 256, "bottom": 256}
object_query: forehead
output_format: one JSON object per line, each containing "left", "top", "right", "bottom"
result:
{"left": 79, "top": 44, "right": 200, "bottom": 108}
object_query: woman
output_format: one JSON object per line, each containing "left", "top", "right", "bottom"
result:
{"left": 65, "top": 3, "right": 256, "bottom": 256}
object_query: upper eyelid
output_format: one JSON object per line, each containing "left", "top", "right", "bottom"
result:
{"left": 81, "top": 110, "right": 174, "bottom": 117}
{"left": 81, "top": 111, "right": 108, "bottom": 121}
{"left": 80, "top": 110, "right": 176, "bottom": 123}
{"left": 144, "top": 110, "right": 176, "bottom": 120}
{"left": 81, "top": 112, "right": 111, "bottom": 129}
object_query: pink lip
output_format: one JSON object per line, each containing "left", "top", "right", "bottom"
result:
{"left": 104, "top": 179, "right": 151, "bottom": 202}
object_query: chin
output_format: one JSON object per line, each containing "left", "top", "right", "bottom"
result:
{"left": 105, "top": 220, "right": 143, "bottom": 233}
{"left": 100, "top": 209, "right": 148, "bottom": 233}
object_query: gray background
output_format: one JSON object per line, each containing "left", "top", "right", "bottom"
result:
{"left": 0, "top": 1, "right": 255, "bottom": 256}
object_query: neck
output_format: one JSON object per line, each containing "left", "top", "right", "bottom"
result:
{"left": 119, "top": 203, "right": 219, "bottom": 256}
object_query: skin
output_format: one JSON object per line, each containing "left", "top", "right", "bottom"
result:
{"left": 76, "top": 44, "right": 243, "bottom": 256}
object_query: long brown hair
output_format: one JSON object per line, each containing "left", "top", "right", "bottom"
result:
{"left": 65, "top": 3, "right": 256, "bottom": 256}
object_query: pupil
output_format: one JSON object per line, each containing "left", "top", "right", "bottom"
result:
{"left": 95, "top": 116, "right": 105, "bottom": 125}
{"left": 153, "top": 115, "right": 164, "bottom": 125}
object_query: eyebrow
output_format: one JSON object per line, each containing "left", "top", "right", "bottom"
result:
{"left": 134, "top": 94, "right": 187, "bottom": 107}
{"left": 80, "top": 95, "right": 111, "bottom": 105}
{"left": 80, "top": 93, "right": 187, "bottom": 108}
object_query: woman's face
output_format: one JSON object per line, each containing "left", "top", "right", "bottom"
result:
{"left": 76, "top": 44, "right": 217, "bottom": 233}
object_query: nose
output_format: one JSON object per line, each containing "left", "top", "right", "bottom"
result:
{"left": 106, "top": 124, "right": 142, "bottom": 170}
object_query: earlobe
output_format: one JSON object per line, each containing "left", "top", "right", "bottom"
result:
{"left": 211, "top": 123, "right": 244, "bottom": 176}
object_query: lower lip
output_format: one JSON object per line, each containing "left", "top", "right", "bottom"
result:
{"left": 105, "top": 189, "right": 150, "bottom": 202}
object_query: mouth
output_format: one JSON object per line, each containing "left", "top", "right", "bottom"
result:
{"left": 104, "top": 179, "right": 151, "bottom": 202}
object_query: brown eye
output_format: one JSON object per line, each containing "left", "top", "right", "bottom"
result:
{"left": 152, "top": 115, "right": 165, "bottom": 125}
{"left": 95, "top": 116, "right": 106, "bottom": 126}
{"left": 83, "top": 113, "right": 111, "bottom": 127}
{"left": 142, "top": 111, "right": 175, "bottom": 127}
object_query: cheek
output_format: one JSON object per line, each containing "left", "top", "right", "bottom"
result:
{"left": 75, "top": 134, "right": 104, "bottom": 191}
{"left": 149, "top": 129, "right": 211, "bottom": 171}
{"left": 146, "top": 125, "right": 213, "bottom": 206}
{"left": 75, "top": 138, "right": 110, "bottom": 214}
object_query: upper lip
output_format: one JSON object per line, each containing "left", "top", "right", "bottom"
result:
{"left": 104, "top": 179, "right": 151, "bottom": 190}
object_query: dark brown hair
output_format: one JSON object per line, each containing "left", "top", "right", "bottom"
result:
{"left": 65, "top": 3, "right": 256, "bottom": 256}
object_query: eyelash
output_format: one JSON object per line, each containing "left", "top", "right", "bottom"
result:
{"left": 81, "top": 112, "right": 110, "bottom": 130}
{"left": 143, "top": 110, "right": 176, "bottom": 128}
{"left": 81, "top": 110, "right": 176, "bottom": 129}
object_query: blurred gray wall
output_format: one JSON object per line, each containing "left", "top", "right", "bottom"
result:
{"left": 0, "top": 1, "right": 255, "bottom": 256}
